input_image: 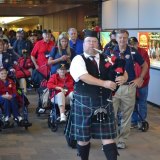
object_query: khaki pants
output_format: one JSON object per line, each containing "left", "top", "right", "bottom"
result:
{"left": 113, "top": 85, "right": 136, "bottom": 143}
{"left": 51, "top": 91, "right": 73, "bottom": 107}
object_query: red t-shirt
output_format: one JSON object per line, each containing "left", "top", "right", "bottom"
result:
{"left": 138, "top": 47, "right": 150, "bottom": 87}
{"left": 31, "top": 39, "right": 54, "bottom": 67}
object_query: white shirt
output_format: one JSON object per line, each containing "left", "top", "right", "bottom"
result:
{"left": 70, "top": 52, "right": 100, "bottom": 82}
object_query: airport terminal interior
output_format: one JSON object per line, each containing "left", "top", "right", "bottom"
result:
{"left": 0, "top": 0, "right": 160, "bottom": 160}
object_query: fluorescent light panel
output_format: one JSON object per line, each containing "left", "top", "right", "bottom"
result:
{"left": 0, "top": 17, "right": 24, "bottom": 24}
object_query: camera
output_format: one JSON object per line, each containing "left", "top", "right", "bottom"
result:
{"left": 44, "top": 51, "right": 50, "bottom": 58}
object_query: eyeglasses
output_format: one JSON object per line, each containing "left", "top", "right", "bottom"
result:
{"left": 85, "top": 40, "right": 98, "bottom": 44}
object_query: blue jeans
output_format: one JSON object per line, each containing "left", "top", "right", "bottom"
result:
{"left": 0, "top": 97, "right": 20, "bottom": 119}
{"left": 132, "top": 86, "right": 148, "bottom": 124}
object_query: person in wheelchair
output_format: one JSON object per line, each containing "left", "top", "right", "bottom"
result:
{"left": 47, "top": 64, "right": 74, "bottom": 122}
{"left": 0, "top": 66, "right": 31, "bottom": 128}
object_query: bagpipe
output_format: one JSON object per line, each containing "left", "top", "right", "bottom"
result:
{"left": 94, "top": 48, "right": 126, "bottom": 93}
{"left": 91, "top": 48, "right": 126, "bottom": 123}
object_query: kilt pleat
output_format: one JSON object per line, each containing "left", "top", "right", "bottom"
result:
{"left": 65, "top": 93, "right": 117, "bottom": 142}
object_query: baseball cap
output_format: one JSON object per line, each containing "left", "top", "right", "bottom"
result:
{"left": 58, "top": 64, "right": 67, "bottom": 70}
{"left": 128, "top": 37, "right": 138, "bottom": 45}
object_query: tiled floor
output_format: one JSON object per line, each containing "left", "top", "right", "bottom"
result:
{"left": 0, "top": 90, "right": 160, "bottom": 160}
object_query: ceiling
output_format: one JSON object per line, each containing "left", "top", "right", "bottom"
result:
{"left": 0, "top": 0, "right": 109, "bottom": 27}
{"left": 0, "top": 0, "right": 104, "bottom": 16}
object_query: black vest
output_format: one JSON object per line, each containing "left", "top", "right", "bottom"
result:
{"left": 74, "top": 54, "right": 112, "bottom": 99}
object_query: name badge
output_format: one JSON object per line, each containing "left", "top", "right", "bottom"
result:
{"left": 131, "top": 51, "right": 135, "bottom": 54}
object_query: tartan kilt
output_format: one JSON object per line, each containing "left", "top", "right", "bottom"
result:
{"left": 66, "top": 93, "right": 117, "bottom": 142}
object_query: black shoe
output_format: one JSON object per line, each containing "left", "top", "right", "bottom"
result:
{"left": 19, "top": 120, "right": 32, "bottom": 127}
{"left": 23, "top": 120, "right": 32, "bottom": 127}
{"left": 3, "top": 121, "right": 14, "bottom": 129}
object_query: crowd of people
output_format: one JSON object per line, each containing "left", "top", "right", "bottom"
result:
{"left": 0, "top": 26, "right": 150, "bottom": 160}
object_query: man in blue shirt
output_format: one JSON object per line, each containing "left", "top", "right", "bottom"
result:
{"left": 68, "top": 28, "right": 83, "bottom": 55}
{"left": 112, "top": 30, "right": 148, "bottom": 149}
{"left": 13, "top": 31, "right": 33, "bottom": 57}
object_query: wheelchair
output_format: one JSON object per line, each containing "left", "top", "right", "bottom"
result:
{"left": 47, "top": 98, "right": 70, "bottom": 132}
{"left": 47, "top": 89, "right": 71, "bottom": 132}
{"left": 0, "top": 88, "right": 32, "bottom": 131}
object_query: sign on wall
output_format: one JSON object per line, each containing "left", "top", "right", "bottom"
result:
{"left": 138, "top": 32, "right": 160, "bottom": 69}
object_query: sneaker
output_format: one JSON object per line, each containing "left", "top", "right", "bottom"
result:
{"left": 18, "top": 116, "right": 23, "bottom": 122}
{"left": 38, "top": 108, "right": 46, "bottom": 113}
{"left": 56, "top": 116, "right": 61, "bottom": 121}
{"left": 4, "top": 116, "right": 9, "bottom": 122}
{"left": 117, "top": 142, "right": 126, "bottom": 149}
{"left": 60, "top": 113, "right": 66, "bottom": 122}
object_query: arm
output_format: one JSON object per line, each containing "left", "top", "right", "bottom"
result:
{"left": 48, "top": 47, "right": 69, "bottom": 65}
{"left": 48, "top": 56, "right": 62, "bottom": 65}
{"left": 70, "top": 55, "right": 117, "bottom": 91}
{"left": 139, "top": 61, "right": 148, "bottom": 80}
{"left": 31, "top": 55, "right": 39, "bottom": 69}
{"left": 79, "top": 73, "right": 117, "bottom": 91}
{"left": 47, "top": 74, "right": 63, "bottom": 92}
{"left": 31, "top": 42, "right": 39, "bottom": 69}
{"left": 131, "top": 61, "right": 148, "bottom": 88}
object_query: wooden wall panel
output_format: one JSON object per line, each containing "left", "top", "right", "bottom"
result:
{"left": 39, "top": 6, "right": 98, "bottom": 32}
{"left": 43, "top": 16, "right": 49, "bottom": 29}
{"left": 52, "top": 14, "right": 59, "bottom": 31}
{"left": 67, "top": 9, "right": 77, "bottom": 29}
{"left": 59, "top": 12, "right": 68, "bottom": 32}
{"left": 76, "top": 8, "right": 85, "bottom": 31}
{"left": 47, "top": 15, "right": 54, "bottom": 30}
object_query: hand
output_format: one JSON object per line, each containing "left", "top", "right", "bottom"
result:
{"left": 56, "top": 86, "right": 63, "bottom": 91}
{"left": 22, "top": 49, "right": 28, "bottom": 54}
{"left": 3, "top": 94, "right": 12, "bottom": 100}
{"left": 60, "top": 55, "right": 69, "bottom": 61}
{"left": 130, "top": 77, "right": 144, "bottom": 88}
{"left": 10, "top": 68, "right": 15, "bottom": 72}
{"left": 115, "top": 75, "right": 127, "bottom": 86}
{"left": 56, "top": 87, "right": 67, "bottom": 94}
{"left": 103, "top": 80, "right": 117, "bottom": 91}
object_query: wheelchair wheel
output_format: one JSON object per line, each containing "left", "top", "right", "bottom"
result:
{"left": 36, "top": 107, "right": 40, "bottom": 117}
{"left": 51, "top": 122, "right": 58, "bottom": 132}
{"left": 0, "top": 120, "right": 3, "bottom": 131}
{"left": 141, "top": 121, "right": 149, "bottom": 132}
{"left": 48, "top": 117, "right": 58, "bottom": 132}
{"left": 48, "top": 117, "right": 51, "bottom": 128}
